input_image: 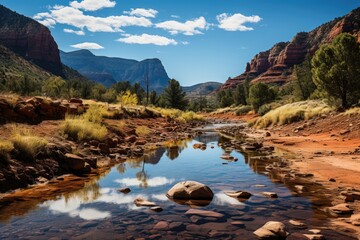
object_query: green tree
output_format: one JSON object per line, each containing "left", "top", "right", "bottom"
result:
{"left": 149, "top": 90, "right": 160, "bottom": 105}
{"left": 42, "top": 77, "right": 66, "bottom": 97}
{"left": 91, "top": 84, "right": 106, "bottom": 100}
{"left": 233, "top": 84, "right": 247, "bottom": 105}
{"left": 312, "top": 33, "right": 360, "bottom": 108}
{"left": 217, "top": 89, "right": 234, "bottom": 108}
{"left": 163, "top": 79, "right": 188, "bottom": 110}
{"left": 292, "top": 55, "right": 316, "bottom": 100}
{"left": 248, "top": 83, "right": 276, "bottom": 112}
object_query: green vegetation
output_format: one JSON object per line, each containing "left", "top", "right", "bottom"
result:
{"left": 10, "top": 126, "right": 48, "bottom": 161}
{"left": 312, "top": 33, "right": 360, "bottom": 109}
{"left": 162, "top": 79, "right": 188, "bottom": 110}
{"left": 254, "top": 100, "right": 334, "bottom": 128}
{"left": 248, "top": 83, "right": 277, "bottom": 112}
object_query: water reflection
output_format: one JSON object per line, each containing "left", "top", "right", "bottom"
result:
{"left": 115, "top": 177, "right": 175, "bottom": 188}
{"left": 213, "top": 193, "right": 246, "bottom": 206}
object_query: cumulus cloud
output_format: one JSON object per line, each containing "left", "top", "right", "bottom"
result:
{"left": 71, "top": 42, "right": 104, "bottom": 49}
{"left": 117, "top": 34, "right": 178, "bottom": 46}
{"left": 70, "top": 0, "right": 116, "bottom": 11}
{"left": 217, "top": 13, "right": 262, "bottom": 31}
{"left": 115, "top": 177, "right": 175, "bottom": 186}
{"left": 34, "top": 6, "right": 152, "bottom": 32}
{"left": 64, "top": 28, "right": 85, "bottom": 35}
{"left": 155, "top": 17, "right": 208, "bottom": 35}
{"left": 124, "top": 8, "right": 158, "bottom": 18}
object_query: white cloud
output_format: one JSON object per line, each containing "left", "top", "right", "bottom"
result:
{"left": 70, "top": 0, "right": 116, "bottom": 11}
{"left": 64, "top": 28, "right": 85, "bottom": 35}
{"left": 217, "top": 13, "right": 262, "bottom": 31}
{"left": 115, "top": 177, "right": 175, "bottom": 186}
{"left": 117, "top": 34, "right": 178, "bottom": 46}
{"left": 182, "top": 41, "right": 189, "bottom": 45}
{"left": 171, "top": 15, "right": 180, "bottom": 19}
{"left": 124, "top": 8, "right": 158, "bottom": 18}
{"left": 71, "top": 42, "right": 104, "bottom": 49}
{"left": 34, "top": 6, "right": 152, "bottom": 32}
{"left": 155, "top": 17, "right": 208, "bottom": 35}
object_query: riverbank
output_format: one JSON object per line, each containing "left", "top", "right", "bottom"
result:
{"left": 209, "top": 110, "right": 360, "bottom": 237}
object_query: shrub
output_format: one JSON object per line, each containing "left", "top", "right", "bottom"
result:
{"left": 117, "top": 90, "right": 138, "bottom": 106}
{"left": 342, "top": 107, "right": 360, "bottom": 116}
{"left": 0, "top": 140, "right": 14, "bottom": 162}
{"left": 248, "top": 83, "right": 277, "bottom": 112}
{"left": 235, "top": 105, "right": 253, "bottom": 116}
{"left": 257, "top": 104, "right": 272, "bottom": 116}
{"left": 254, "top": 100, "right": 334, "bottom": 128}
{"left": 62, "top": 116, "right": 107, "bottom": 141}
{"left": 10, "top": 126, "right": 47, "bottom": 161}
{"left": 136, "top": 126, "right": 151, "bottom": 136}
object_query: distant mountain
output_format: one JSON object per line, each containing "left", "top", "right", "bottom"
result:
{"left": 60, "top": 50, "right": 170, "bottom": 91}
{"left": 220, "top": 7, "right": 360, "bottom": 91}
{"left": 182, "top": 82, "right": 222, "bottom": 97}
{"left": 0, "top": 4, "right": 62, "bottom": 76}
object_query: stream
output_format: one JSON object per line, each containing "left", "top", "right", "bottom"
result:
{"left": 0, "top": 125, "right": 352, "bottom": 239}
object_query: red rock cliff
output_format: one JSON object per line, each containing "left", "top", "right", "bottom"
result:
{"left": 0, "top": 5, "right": 62, "bottom": 76}
{"left": 220, "top": 7, "right": 360, "bottom": 91}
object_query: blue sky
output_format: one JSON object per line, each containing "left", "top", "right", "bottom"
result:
{"left": 1, "top": 0, "right": 359, "bottom": 86}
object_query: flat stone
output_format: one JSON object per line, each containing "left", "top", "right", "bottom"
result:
{"left": 225, "top": 191, "right": 252, "bottom": 199}
{"left": 134, "top": 198, "right": 157, "bottom": 207}
{"left": 230, "top": 221, "right": 245, "bottom": 228}
{"left": 185, "top": 209, "right": 224, "bottom": 218}
{"left": 303, "top": 234, "right": 325, "bottom": 240}
{"left": 118, "top": 187, "right": 131, "bottom": 194}
{"left": 326, "top": 203, "right": 353, "bottom": 216}
{"left": 253, "top": 221, "right": 289, "bottom": 240}
{"left": 153, "top": 221, "right": 169, "bottom": 230}
{"left": 150, "top": 206, "right": 163, "bottom": 212}
{"left": 261, "top": 192, "right": 278, "bottom": 198}
{"left": 289, "top": 219, "right": 307, "bottom": 229}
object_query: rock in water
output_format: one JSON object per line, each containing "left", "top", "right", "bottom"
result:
{"left": 134, "top": 198, "right": 157, "bottom": 207}
{"left": 167, "top": 181, "right": 213, "bottom": 200}
{"left": 225, "top": 191, "right": 252, "bottom": 199}
{"left": 253, "top": 221, "right": 289, "bottom": 239}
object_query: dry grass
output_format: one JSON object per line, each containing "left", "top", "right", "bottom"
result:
{"left": 136, "top": 126, "right": 151, "bottom": 136}
{"left": 149, "top": 107, "right": 204, "bottom": 122}
{"left": 342, "top": 107, "right": 360, "bottom": 116}
{"left": 62, "top": 116, "right": 107, "bottom": 141}
{"left": 0, "top": 140, "right": 14, "bottom": 162}
{"left": 254, "top": 100, "right": 334, "bottom": 128}
{"left": 10, "top": 126, "right": 48, "bottom": 161}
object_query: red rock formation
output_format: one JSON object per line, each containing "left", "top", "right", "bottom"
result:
{"left": 0, "top": 5, "right": 62, "bottom": 76}
{"left": 220, "top": 7, "right": 360, "bottom": 91}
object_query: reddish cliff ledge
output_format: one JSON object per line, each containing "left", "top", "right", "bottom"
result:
{"left": 0, "top": 5, "right": 62, "bottom": 76}
{"left": 220, "top": 7, "right": 360, "bottom": 91}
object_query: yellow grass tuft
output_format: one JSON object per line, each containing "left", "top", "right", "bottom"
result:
{"left": 62, "top": 116, "right": 107, "bottom": 141}
{"left": 136, "top": 126, "right": 151, "bottom": 136}
{"left": 9, "top": 126, "right": 48, "bottom": 161}
{"left": 254, "top": 100, "right": 334, "bottom": 128}
{"left": 0, "top": 140, "right": 14, "bottom": 162}
{"left": 342, "top": 107, "right": 360, "bottom": 116}
{"left": 149, "top": 107, "right": 204, "bottom": 122}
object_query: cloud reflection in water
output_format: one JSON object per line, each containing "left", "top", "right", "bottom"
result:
{"left": 115, "top": 176, "right": 175, "bottom": 187}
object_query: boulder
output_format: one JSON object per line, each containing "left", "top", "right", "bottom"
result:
{"left": 167, "top": 181, "right": 214, "bottom": 200}
{"left": 118, "top": 187, "right": 131, "bottom": 194}
{"left": 64, "top": 153, "right": 85, "bottom": 171}
{"left": 253, "top": 221, "right": 289, "bottom": 239}
{"left": 225, "top": 191, "right": 252, "bottom": 199}
{"left": 262, "top": 192, "right": 278, "bottom": 198}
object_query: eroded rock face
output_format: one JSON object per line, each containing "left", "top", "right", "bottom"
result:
{"left": 0, "top": 5, "right": 62, "bottom": 76}
{"left": 167, "top": 181, "right": 214, "bottom": 200}
{"left": 220, "top": 7, "right": 360, "bottom": 91}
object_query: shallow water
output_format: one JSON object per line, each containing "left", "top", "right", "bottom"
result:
{"left": 0, "top": 131, "right": 352, "bottom": 239}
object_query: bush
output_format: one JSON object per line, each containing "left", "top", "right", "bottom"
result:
{"left": 10, "top": 127, "right": 47, "bottom": 161}
{"left": 257, "top": 104, "right": 272, "bottom": 116}
{"left": 342, "top": 107, "right": 360, "bottom": 116}
{"left": 117, "top": 90, "right": 138, "bottom": 106}
{"left": 136, "top": 126, "right": 151, "bottom": 136}
{"left": 254, "top": 100, "right": 334, "bottom": 128}
{"left": 235, "top": 105, "right": 252, "bottom": 116}
{"left": 62, "top": 117, "right": 107, "bottom": 141}
{"left": 0, "top": 140, "right": 14, "bottom": 162}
